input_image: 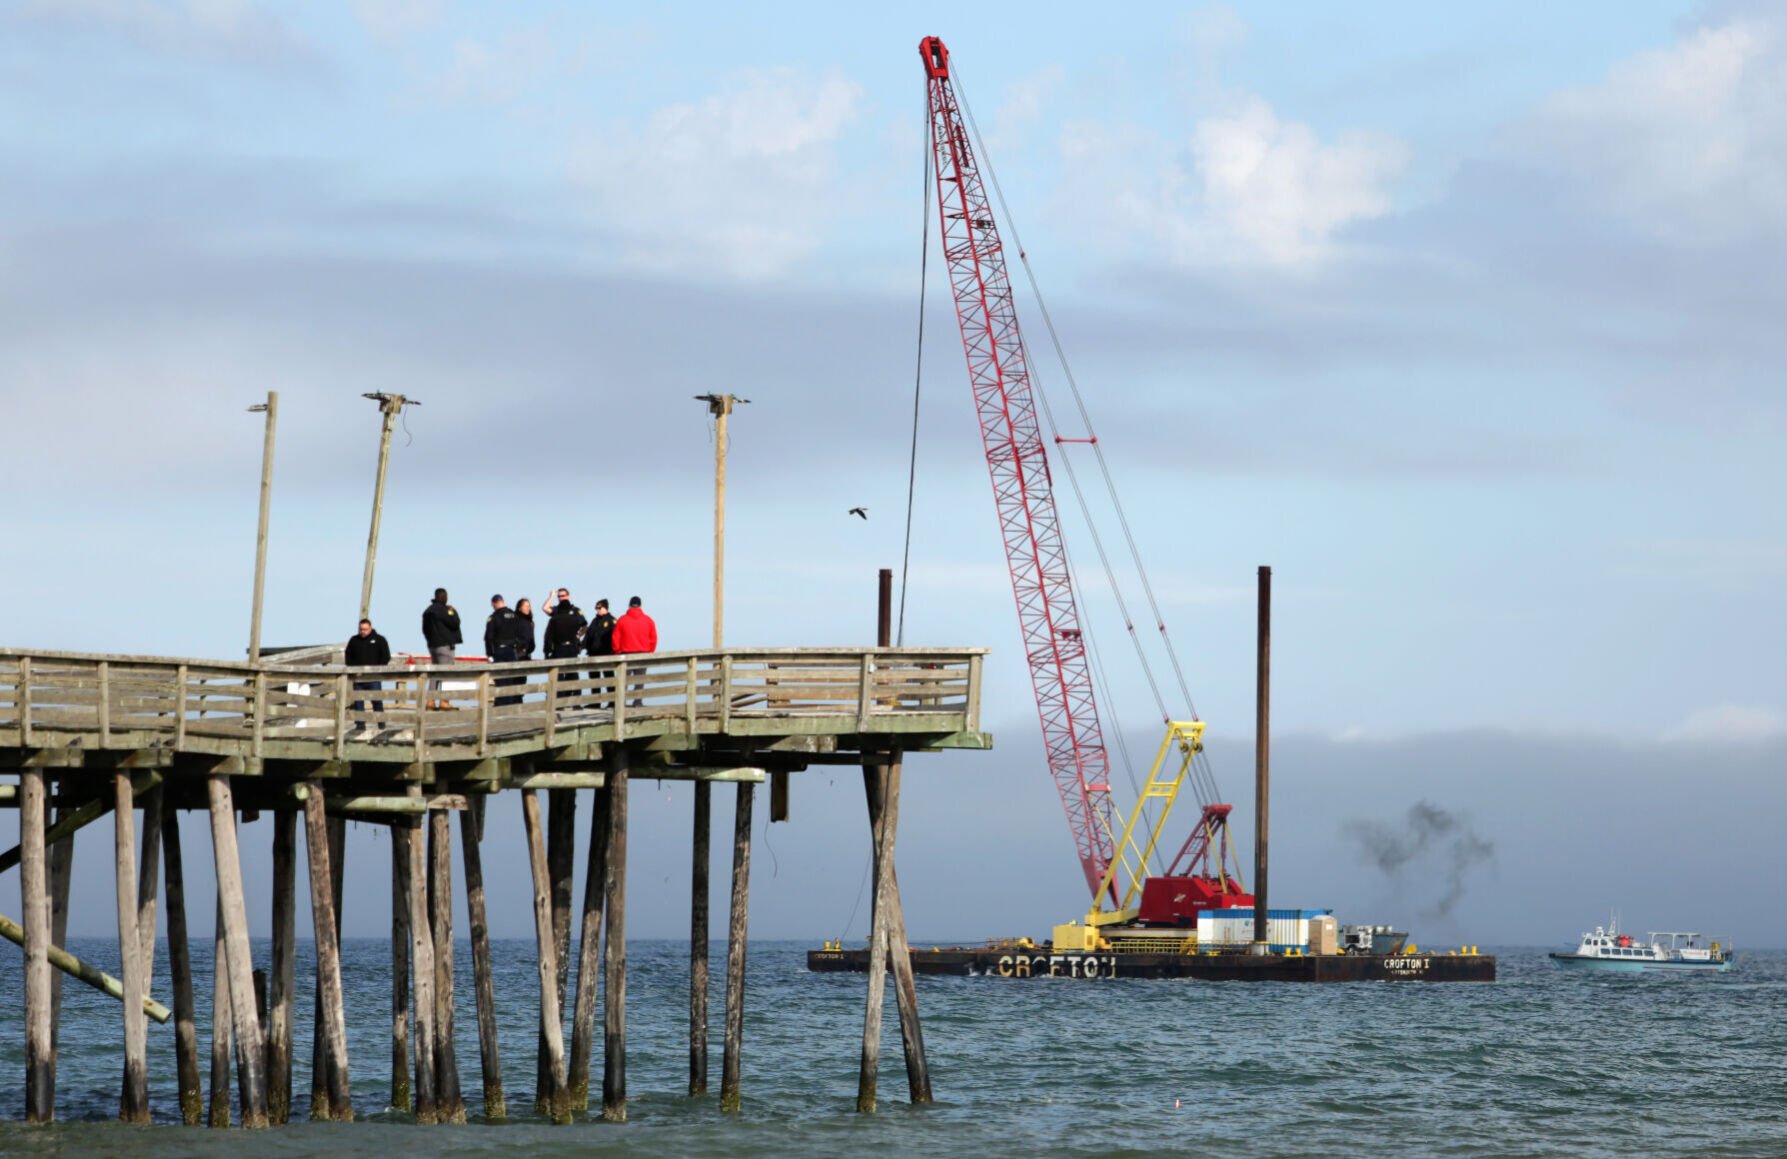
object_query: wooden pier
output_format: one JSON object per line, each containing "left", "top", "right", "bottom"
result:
{"left": 0, "top": 644, "right": 988, "bottom": 1124}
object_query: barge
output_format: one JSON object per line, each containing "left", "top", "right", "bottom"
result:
{"left": 811, "top": 909, "right": 1496, "bottom": 982}
{"left": 808, "top": 941, "right": 1496, "bottom": 982}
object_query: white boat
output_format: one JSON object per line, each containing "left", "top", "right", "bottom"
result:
{"left": 1550, "top": 920, "right": 1735, "bottom": 973}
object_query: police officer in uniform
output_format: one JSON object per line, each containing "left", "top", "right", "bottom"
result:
{"left": 485, "top": 594, "right": 526, "bottom": 706}
{"left": 584, "top": 597, "right": 617, "bottom": 707}
{"left": 543, "top": 590, "right": 587, "bottom": 701}
{"left": 485, "top": 594, "right": 521, "bottom": 661}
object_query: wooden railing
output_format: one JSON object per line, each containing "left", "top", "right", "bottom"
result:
{"left": 0, "top": 648, "right": 987, "bottom": 763}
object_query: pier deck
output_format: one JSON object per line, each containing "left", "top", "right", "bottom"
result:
{"left": 0, "top": 645, "right": 986, "bottom": 1125}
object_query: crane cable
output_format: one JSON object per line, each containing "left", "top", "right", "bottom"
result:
{"left": 953, "top": 67, "right": 1223, "bottom": 811}
{"left": 897, "top": 109, "right": 932, "bottom": 648}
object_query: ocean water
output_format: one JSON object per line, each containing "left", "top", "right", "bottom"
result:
{"left": 0, "top": 938, "right": 1782, "bottom": 1157}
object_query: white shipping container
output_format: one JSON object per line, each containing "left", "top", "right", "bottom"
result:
{"left": 1196, "top": 908, "right": 1332, "bottom": 950}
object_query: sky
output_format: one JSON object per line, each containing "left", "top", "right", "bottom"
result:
{"left": 1, "top": 0, "right": 1783, "bottom": 950}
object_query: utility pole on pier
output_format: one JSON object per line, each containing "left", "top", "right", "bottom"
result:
{"left": 694, "top": 393, "right": 749, "bottom": 648}
{"left": 247, "top": 392, "right": 279, "bottom": 664}
{"left": 359, "top": 393, "right": 419, "bottom": 622}
{"left": 688, "top": 392, "right": 746, "bottom": 1098}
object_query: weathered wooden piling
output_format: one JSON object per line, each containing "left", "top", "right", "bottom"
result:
{"left": 310, "top": 813, "right": 348, "bottom": 1120}
{"left": 568, "top": 786, "right": 609, "bottom": 1111}
{"left": 390, "top": 827, "right": 412, "bottom": 1114}
{"left": 869, "top": 570, "right": 933, "bottom": 1105}
{"left": 688, "top": 778, "right": 711, "bottom": 1097}
{"left": 266, "top": 807, "right": 297, "bottom": 1124}
{"left": 720, "top": 780, "right": 754, "bottom": 1113}
{"left": 136, "top": 785, "right": 163, "bottom": 997}
{"left": 428, "top": 807, "right": 466, "bottom": 1122}
{"left": 209, "top": 776, "right": 268, "bottom": 1127}
{"left": 162, "top": 809, "right": 204, "bottom": 1125}
{"left": 460, "top": 797, "right": 504, "bottom": 1120}
{"left": 857, "top": 758, "right": 911, "bottom": 1113}
{"left": 602, "top": 752, "right": 629, "bottom": 1123}
{"left": 22, "top": 767, "right": 53, "bottom": 1123}
{"left": 302, "top": 784, "right": 353, "bottom": 1121}
{"left": 862, "top": 758, "right": 931, "bottom": 1106}
{"left": 538, "top": 788, "right": 575, "bottom": 1114}
{"left": 114, "top": 773, "right": 150, "bottom": 1122}
{"left": 46, "top": 790, "right": 74, "bottom": 1110}
{"left": 402, "top": 802, "right": 440, "bottom": 1124}
{"left": 521, "top": 788, "right": 571, "bottom": 1122}
{"left": 208, "top": 897, "right": 232, "bottom": 1128}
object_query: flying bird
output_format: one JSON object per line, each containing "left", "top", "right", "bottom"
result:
{"left": 848, "top": 506, "right": 869, "bottom": 520}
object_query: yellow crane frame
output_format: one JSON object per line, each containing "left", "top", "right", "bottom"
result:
{"left": 1084, "top": 720, "right": 1206, "bottom": 929}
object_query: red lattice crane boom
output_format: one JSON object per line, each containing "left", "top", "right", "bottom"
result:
{"left": 921, "top": 36, "right": 1116, "bottom": 902}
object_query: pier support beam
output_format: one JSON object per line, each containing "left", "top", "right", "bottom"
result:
{"left": 602, "top": 751, "right": 629, "bottom": 1123}
{"left": 521, "top": 788, "right": 571, "bottom": 1123}
{"left": 303, "top": 784, "right": 353, "bottom": 1121}
{"left": 208, "top": 896, "right": 231, "bottom": 1127}
{"left": 310, "top": 815, "right": 347, "bottom": 1120}
{"left": 856, "top": 757, "right": 904, "bottom": 1113}
{"left": 863, "top": 757, "right": 931, "bottom": 1106}
{"left": 428, "top": 807, "right": 466, "bottom": 1122}
{"left": 136, "top": 785, "right": 163, "bottom": 1008}
{"left": 46, "top": 788, "right": 75, "bottom": 1116}
{"left": 460, "top": 798, "right": 504, "bottom": 1120}
{"left": 115, "top": 773, "right": 150, "bottom": 1122}
{"left": 22, "top": 768, "right": 53, "bottom": 1123}
{"left": 569, "top": 786, "right": 609, "bottom": 1111}
{"left": 537, "top": 789, "right": 574, "bottom": 1113}
{"left": 390, "top": 827, "right": 412, "bottom": 1113}
{"left": 402, "top": 803, "right": 439, "bottom": 1123}
{"left": 266, "top": 808, "right": 296, "bottom": 1124}
{"left": 208, "top": 776, "right": 267, "bottom": 1127}
{"left": 688, "top": 779, "right": 710, "bottom": 1097}
{"left": 719, "top": 780, "right": 754, "bottom": 1113}
{"left": 163, "top": 808, "right": 204, "bottom": 1124}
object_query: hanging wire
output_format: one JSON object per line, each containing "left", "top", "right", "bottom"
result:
{"left": 897, "top": 100, "right": 933, "bottom": 648}
{"left": 840, "top": 851, "right": 873, "bottom": 943}
{"left": 953, "top": 63, "right": 1225, "bottom": 811}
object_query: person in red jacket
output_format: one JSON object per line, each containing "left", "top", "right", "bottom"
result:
{"left": 612, "top": 596, "right": 658, "bottom": 653}
{"left": 612, "top": 596, "right": 657, "bottom": 708}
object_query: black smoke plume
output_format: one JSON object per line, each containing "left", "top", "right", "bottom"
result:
{"left": 1344, "top": 800, "right": 1494, "bottom": 919}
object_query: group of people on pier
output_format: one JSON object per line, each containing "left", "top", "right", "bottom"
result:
{"left": 342, "top": 586, "right": 659, "bottom": 712}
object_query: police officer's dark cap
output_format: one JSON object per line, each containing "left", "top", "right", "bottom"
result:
{"left": 491, "top": 594, "right": 503, "bottom": 603}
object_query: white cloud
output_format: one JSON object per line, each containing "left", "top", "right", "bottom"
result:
{"left": 567, "top": 68, "right": 862, "bottom": 279}
{"left": 1060, "top": 97, "right": 1408, "bottom": 269}
{"left": 1665, "top": 705, "right": 1787, "bottom": 744}
{"left": 1520, "top": 16, "right": 1787, "bottom": 242}
{"left": 1185, "top": 98, "right": 1410, "bottom": 266}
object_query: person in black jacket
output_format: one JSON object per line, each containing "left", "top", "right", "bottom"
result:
{"left": 422, "top": 588, "right": 463, "bottom": 709}
{"left": 543, "top": 593, "right": 586, "bottom": 702}
{"left": 584, "top": 599, "right": 617, "bottom": 656}
{"left": 344, "top": 618, "right": 391, "bottom": 722}
{"left": 486, "top": 594, "right": 526, "bottom": 706}
{"left": 543, "top": 595, "right": 587, "bottom": 659}
{"left": 584, "top": 598, "right": 617, "bottom": 707}
{"left": 485, "top": 594, "right": 521, "bottom": 660}
{"left": 513, "top": 598, "right": 537, "bottom": 659}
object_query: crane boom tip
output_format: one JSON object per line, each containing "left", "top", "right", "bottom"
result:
{"left": 920, "top": 36, "right": 950, "bottom": 79}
